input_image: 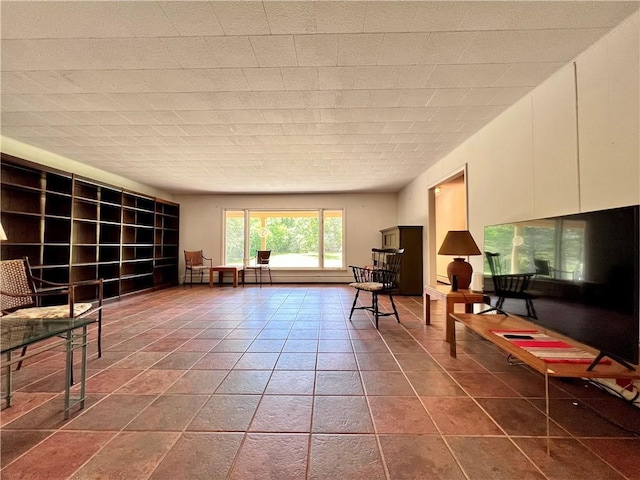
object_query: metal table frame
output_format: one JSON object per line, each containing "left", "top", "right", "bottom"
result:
{"left": 1, "top": 317, "right": 95, "bottom": 419}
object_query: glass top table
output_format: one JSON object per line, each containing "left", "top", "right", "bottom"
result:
{"left": 1, "top": 315, "right": 97, "bottom": 419}
{"left": 1, "top": 316, "right": 96, "bottom": 354}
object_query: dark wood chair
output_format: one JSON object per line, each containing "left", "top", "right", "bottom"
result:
{"left": 244, "top": 250, "right": 272, "bottom": 287}
{"left": 0, "top": 257, "right": 104, "bottom": 367}
{"left": 184, "top": 250, "right": 212, "bottom": 287}
{"left": 348, "top": 248, "right": 404, "bottom": 328}
{"left": 485, "top": 251, "right": 537, "bottom": 318}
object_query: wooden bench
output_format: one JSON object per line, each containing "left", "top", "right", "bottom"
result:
{"left": 450, "top": 312, "right": 640, "bottom": 453}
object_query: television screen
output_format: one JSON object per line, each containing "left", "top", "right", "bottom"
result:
{"left": 483, "top": 205, "right": 639, "bottom": 365}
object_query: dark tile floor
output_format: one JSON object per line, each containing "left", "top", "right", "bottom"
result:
{"left": 1, "top": 284, "right": 639, "bottom": 479}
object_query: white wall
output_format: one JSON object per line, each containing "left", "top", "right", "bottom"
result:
{"left": 399, "top": 12, "right": 640, "bottom": 281}
{"left": 175, "top": 192, "right": 397, "bottom": 283}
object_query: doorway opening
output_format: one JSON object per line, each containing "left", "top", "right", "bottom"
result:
{"left": 428, "top": 169, "right": 468, "bottom": 285}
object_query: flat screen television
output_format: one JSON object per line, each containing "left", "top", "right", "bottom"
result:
{"left": 483, "top": 205, "right": 639, "bottom": 366}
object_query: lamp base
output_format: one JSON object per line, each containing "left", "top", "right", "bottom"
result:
{"left": 447, "top": 258, "right": 473, "bottom": 290}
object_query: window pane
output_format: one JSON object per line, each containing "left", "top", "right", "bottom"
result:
{"left": 249, "top": 211, "right": 319, "bottom": 267}
{"left": 225, "top": 210, "right": 245, "bottom": 266}
{"left": 323, "top": 210, "right": 343, "bottom": 268}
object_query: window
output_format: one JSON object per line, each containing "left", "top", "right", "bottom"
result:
{"left": 224, "top": 209, "right": 344, "bottom": 268}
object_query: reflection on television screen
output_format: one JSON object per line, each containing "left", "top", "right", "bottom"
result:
{"left": 483, "top": 205, "right": 639, "bottom": 365}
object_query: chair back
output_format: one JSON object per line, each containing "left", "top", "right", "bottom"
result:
{"left": 485, "top": 252, "right": 503, "bottom": 276}
{"left": 534, "top": 259, "right": 551, "bottom": 276}
{"left": 485, "top": 252, "right": 533, "bottom": 293}
{"left": 256, "top": 250, "right": 271, "bottom": 265}
{"left": 0, "top": 258, "right": 37, "bottom": 313}
{"left": 184, "top": 250, "right": 204, "bottom": 267}
{"left": 371, "top": 248, "right": 404, "bottom": 288}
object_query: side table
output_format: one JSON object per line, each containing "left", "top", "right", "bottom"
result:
{"left": 423, "top": 284, "right": 486, "bottom": 357}
{"left": 209, "top": 266, "right": 243, "bottom": 288}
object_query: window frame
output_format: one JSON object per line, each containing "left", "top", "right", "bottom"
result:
{"left": 223, "top": 208, "right": 345, "bottom": 270}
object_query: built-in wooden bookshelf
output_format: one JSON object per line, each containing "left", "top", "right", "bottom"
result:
{"left": 0, "top": 154, "right": 180, "bottom": 301}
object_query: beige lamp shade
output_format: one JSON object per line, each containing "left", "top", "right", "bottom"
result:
{"left": 0, "top": 223, "right": 6, "bottom": 241}
{"left": 438, "top": 230, "right": 481, "bottom": 289}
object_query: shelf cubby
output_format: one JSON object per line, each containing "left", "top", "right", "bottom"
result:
{"left": 45, "top": 192, "right": 72, "bottom": 217}
{"left": 73, "top": 198, "right": 99, "bottom": 221}
{"left": 72, "top": 245, "right": 99, "bottom": 265}
{"left": 98, "top": 263, "right": 120, "bottom": 280}
{"left": 1, "top": 185, "right": 42, "bottom": 215}
{"left": 98, "top": 245, "right": 120, "bottom": 263}
{"left": 103, "top": 280, "right": 120, "bottom": 299}
{"left": 71, "top": 264, "right": 99, "bottom": 283}
{"left": 41, "top": 265, "right": 70, "bottom": 285}
{"left": 3, "top": 213, "right": 42, "bottom": 244}
{"left": 44, "top": 218, "right": 71, "bottom": 243}
{"left": 72, "top": 219, "right": 98, "bottom": 245}
{"left": 45, "top": 172, "right": 72, "bottom": 195}
{"left": 1, "top": 244, "right": 41, "bottom": 263}
{"left": 100, "top": 203, "right": 121, "bottom": 224}
{"left": 43, "top": 244, "right": 70, "bottom": 265}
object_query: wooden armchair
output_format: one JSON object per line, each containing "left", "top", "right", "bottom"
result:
{"left": 348, "top": 248, "right": 404, "bottom": 328}
{"left": 0, "top": 257, "right": 104, "bottom": 366}
{"left": 184, "top": 250, "right": 212, "bottom": 287}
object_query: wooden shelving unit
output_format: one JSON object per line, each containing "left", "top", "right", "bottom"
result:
{"left": 0, "top": 155, "right": 180, "bottom": 301}
{"left": 380, "top": 225, "right": 424, "bottom": 295}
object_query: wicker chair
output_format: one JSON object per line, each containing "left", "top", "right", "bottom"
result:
{"left": 0, "top": 257, "right": 103, "bottom": 367}
{"left": 184, "top": 250, "right": 212, "bottom": 287}
{"left": 348, "top": 248, "right": 404, "bottom": 328}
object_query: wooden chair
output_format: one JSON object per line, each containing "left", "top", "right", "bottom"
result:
{"left": 348, "top": 248, "right": 404, "bottom": 328}
{"left": 485, "top": 252, "right": 537, "bottom": 318}
{"left": 184, "top": 250, "right": 212, "bottom": 287}
{"left": 0, "top": 257, "right": 104, "bottom": 367}
{"left": 244, "top": 250, "right": 272, "bottom": 287}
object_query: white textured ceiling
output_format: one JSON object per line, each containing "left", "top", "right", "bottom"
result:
{"left": 1, "top": 1, "right": 638, "bottom": 194}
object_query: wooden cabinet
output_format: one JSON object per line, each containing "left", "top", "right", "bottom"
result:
{"left": 381, "top": 225, "right": 423, "bottom": 295}
{"left": 1, "top": 155, "right": 179, "bottom": 301}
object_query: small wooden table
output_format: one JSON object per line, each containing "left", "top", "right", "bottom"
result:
{"left": 423, "top": 284, "right": 486, "bottom": 357}
{"left": 209, "top": 266, "right": 243, "bottom": 288}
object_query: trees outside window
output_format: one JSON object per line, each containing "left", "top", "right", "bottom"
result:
{"left": 224, "top": 209, "right": 343, "bottom": 268}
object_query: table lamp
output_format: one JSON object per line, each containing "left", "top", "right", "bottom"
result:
{"left": 438, "top": 230, "right": 481, "bottom": 290}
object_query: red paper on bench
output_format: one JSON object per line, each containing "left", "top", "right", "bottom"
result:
{"left": 512, "top": 340, "right": 573, "bottom": 348}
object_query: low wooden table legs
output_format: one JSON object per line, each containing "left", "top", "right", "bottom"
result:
{"left": 209, "top": 266, "right": 243, "bottom": 288}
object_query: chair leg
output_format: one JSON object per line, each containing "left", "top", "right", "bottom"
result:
{"left": 349, "top": 290, "right": 360, "bottom": 320}
{"left": 97, "top": 311, "right": 103, "bottom": 358}
{"left": 267, "top": 268, "right": 272, "bottom": 285}
{"left": 389, "top": 294, "right": 400, "bottom": 323}
{"left": 16, "top": 345, "right": 28, "bottom": 370}
{"left": 526, "top": 299, "right": 537, "bottom": 319}
{"left": 373, "top": 292, "right": 379, "bottom": 329}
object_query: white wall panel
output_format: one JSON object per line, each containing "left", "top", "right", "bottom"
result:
{"left": 578, "top": 14, "right": 640, "bottom": 211}
{"left": 531, "top": 65, "right": 580, "bottom": 217}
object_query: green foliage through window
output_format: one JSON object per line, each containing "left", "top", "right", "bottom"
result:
{"left": 224, "top": 209, "right": 343, "bottom": 268}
